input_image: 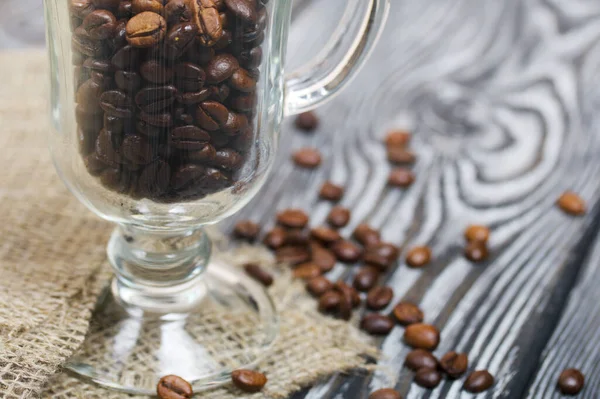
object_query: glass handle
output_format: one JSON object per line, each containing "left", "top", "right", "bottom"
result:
{"left": 284, "top": 0, "right": 391, "bottom": 115}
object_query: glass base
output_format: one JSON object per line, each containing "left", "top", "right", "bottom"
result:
{"left": 65, "top": 260, "right": 278, "bottom": 395}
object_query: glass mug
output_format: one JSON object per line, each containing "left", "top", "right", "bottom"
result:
{"left": 44, "top": 0, "right": 389, "bottom": 394}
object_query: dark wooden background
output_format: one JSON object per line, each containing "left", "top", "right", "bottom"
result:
{"left": 5, "top": 0, "right": 600, "bottom": 398}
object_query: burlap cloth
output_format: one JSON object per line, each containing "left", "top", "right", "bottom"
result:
{"left": 0, "top": 50, "right": 378, "bottom": 398}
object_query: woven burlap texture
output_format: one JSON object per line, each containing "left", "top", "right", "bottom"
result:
{"left": 0, "top": 50, "right": 378, "bottom": 398}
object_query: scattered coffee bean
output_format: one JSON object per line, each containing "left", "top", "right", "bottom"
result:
{"left": 414, "top": 368, "right": 442, "bottom": 389}
{"left": 284, "top": 228, "right": 310, "bottom": 246}
{"left": 233, "top": 220, "right": 260, "bottom": 241}
{"left": 275, "top": 246, "right": 311, "bottom": 265}
{"left": 404, "top": 349, "right": 438, "bottom": 371}
{"left": 385, "top": 130, "right": 411, "bottom": 147}
{"left": 277, "top": 209, "right": 309, "bottom": 229}
{"left": 327, "top": 206, "right": 351, "bottom": 228}
{"left": 319, "top": 181, "right": 344, "bottom": 202}
{"left": 361, "top": 314, "right": 395, "bottom": 335}
{"left": 231, "top": 369, "right": 267, "bottom": 393}
{"left": 318, "top": 290, "right": 341, "bottom": 313}
{"left": 366, "top": 286, "right": 394, "bottom": 310}
{"left": 439, "top": 351, "right": 468, "bottom": 378}
{"left": 464, "top": 242, "right": 488, "bottom": 262}
{"left": 353, "top": 223, "right": 381, "bottom": 247}
{"left": 388, "top": 168, "right": 415, "bottom": 188}
{"left": 311, "top": 245, "right": 337, "bottom": 272}
{"left": 403, "top": 323, "right": 440, "bottom": 350}
{"left": 557, "top": 191, "right": 586, "bottom": 216}
{"left": 244, "top": 263, "right": 273, "bottom": 287}
{"left": 157, "top": 375, "right": 193, "bottom": 399}
{"left": 293, "top": 262, "right": 322, "bottom": 279}
{"left": 393, "top": 302, "right": 424, "bottom": 325}
{"left": 387, "top": 147, "right": 416, "bottom": 165}
{"left": 368, "top": 388, "right": 401, "bottom": 399}
{"left": 353, "top": 266, "right": 380, "bottom": 292}
{"left": 263, "top": 227, "right": 287, "bottom": 249}
{"left": 293, "top": 147, "right": 322, "bottom": 169}
{"left": 464, "top": 224, "right": 490, "bottom": 244}
{"left": 558, "top": 368, "right": 585, "bottom": 395}
{"left": 311, "top": 226, "right": 342, "bottom": 245}
{"left": 463, "top": 370, "right": 494, "bottom": 393}
{"left": 295, "top": 111, "right": 319, "bottom": 131}
{"left": 337, "top": 285, "right": 354, "bottom": 320}
{"left": 332, "top": 240, "right": 363, "bottom": 263}
{"left": 406, "top": 246, "right": 431, "bottom": 268}
{"left": 306, "top": 276, "right": 333, "bottom": 297}
{"left": 364, "top": 242, "right": 399, "bottom": 270}
{"left": 334, "top": 281, "right": 361, "bottom": 307}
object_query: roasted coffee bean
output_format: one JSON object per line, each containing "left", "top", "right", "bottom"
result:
{"left": 126, "top": 11, "right": 167, "bottom": 48}
{"left": 78, "top": 128, "right": 98, "bottom": 155}
{"left": 311, "top": 245, "right": 337, "bottom": 272}
{"left": 76, "top": 79, "right": 104, "bottom": 113}
{"left": 276, "top": 209, "right": 309, "bottom": 229}
{"left": 361, "top": 314, "right": 395, "bottom": 335}
{"left": 233, "top": 220, "right": 260, "bottom": 241}
{"left": 231, "top": 369, "right": 267, "bottom": 393}
{"left": 404, "top": 323, "right": 440, "bottom": 350}
{"left": 414, "top": 368, "right": 442, "bottom": 389}
{"left": 229, "top": 91, "right": 257, "bottom": 112}
{"left": 366, "top": 286, "right": 393, "bottom": 310}
{"left": 406, "top": 246, "right": 431, "bottom": 268}
{"left": 136, "top": 119, "right": 164, "bottom": 137}
{"left": 104, "top": 114, "right": 125, "bottom": 133}
{"left": 135, "top": 85, "right": 177, "bottom": 113}
{"left": 327, "top": 206, "right": 351, "bottom": 228}
{"left": 70, "top": 0, "right": 95, "bottom": 19}
{"left": 464, "top": 242, "right": 488, "bottom": 262}
{"left": 95, "top": 129, "right": 122, "bottom": 166}
{"left": 239, "top": 47, "right": 262, "bottom": 68}
{"left": 111, "top": 19, "right": 129, "bottom": 50}
{"left": 244, "top": 263, "right": 273, "bottom": 286}
{"left": 139, "top": 110, "right": 173, "bottom": 127}
{"left": 164, "top": 23, "right": 198, "bottom": 58}
{"left": 293, "top": 147, "right": 321, "bottom": 169}
{"left": 140, "top": 60, "right": 174, "bottom": 84}
{"left": 177, "top": 88, "right": 211, "bottom": 104}
{"left": 310, "top": 226, "right": 341, "bottom": 246}
{"left": 224, "top": 0, "right": 257, "bottom": 23}
{"left": 83, "top": 57, "right": 114, "bottom": 74}
{"left": 82, "top": 10, "right": 116, "bottom": 40}
{"left": 186, "top": 144, "right": 217, "bottom": 163}
{"left": 85, "top": 153, "right": 109, "bottom": 176}
{"left": 221, "top": 112, "right": 248, "bottom": 135}
{"left": 111, "top": 45, "right": 139, "bottom": 70}
{"left": 393, "top": 302, "right": 423, "bottom": 326}
{"left": 115, "top": 70, "right": 142, "bottom": 92}
{"left": 169, "top": 125, "right": 211, "bottom": 150}
{"left": 353, "top": 266, "right": 379, "bottom": 292}
{"left": 209, "top": 84, "right": 231, "bottom": 102}
{"left": 171, "top": 164, "right": 229, "bottom": 196}
{"left": 212, "top": 148, "right": 243, "bottom": 171}
{"left": 263, "top": 226, "right": 286, "bottom": 249}
{"left": 353, "top": 223, "right": 381, "bottom": 247}
{"left": 319, "top": 181, "right": 344, "bottom": 202}
{"left": 368, "top": 388, "right": 401, "bottom": 399}
{"left": 174, "top": 62, "right": 206, "bottom": 92}
{"left": 132, "top": 0, "right": 164, "bottom": 15}
{"left": 364, "top": 242, "right": 399, "bottom": 270}
{"left": 295, "top": 111, "right": 319, "bottom": 131}
{"left": 387, "top": 147, "right": 416, "bottom": 165}
{"left": 337, "top": 285, "right": 354, "bottom": 320}
{"left": 332, "top": 240, "right": 363, "bottom": 263}
{"left": 164, "top": 0, "right": 192, "bottom": 24}
{"left": 464, "top": 224, "right": 490, "bottom": 243}
{"left": 72, "top": 26, "right": 108, "bottom": 58}
{"left": 385, "top": 130, "right": 411, "bottom": 147}
{"left": 284, "top": 229, "right": 309, "bottom": 246}
{"left": 293, "top": 262, "right": 321, "bottom": 280}
{"left": 388, "top": 168, "right": 415, "bottom": 188}
{"left": 334, "top": 281, "right": 360, "bottom": 307}
{"left": 157, "top": 374, "right": 193, "bottom": 399}
{"left": 463, "top": 370, "right": 494, "bottom": 393}
{"left": 558, "top": 368, "right": 585, "bottom": 395}
{"left": 188, "top": 0, "right": 224, "bottom": 47}
{"left": 405, "top": 349, "right": 438, "bottom": 371}
{"left": 306, "top": 276, "right": 333, "bottom": 297}
{"left": 275, "top": 246, "right": 311, "bottom": 265}
{"left": 100, "top": 90, "right": 133, "bottom": 118}
{"left": 76, "top": 105, "right": 103, "bottom": 131}
{"left": 439, "top": 351, "right": 468, "bottom": 378}
{"left": 196, "top": 100, "right": 229, "bottom": 130}
{"left": 122, "top": 134, "right": 157, "bottom": 165}
{"left": 318, "top": 291, "right": 341, "bottom": 313}
{"left": 229, "top": 68, "right": 256, "bottom": 92}
{"left": 92, "top": 0, "right": 121, "bottom": 7}
{"left": 206, "top": 53, "right": 239, "bottom": 84}
{"left": 557, "top": 191, "right": 586, "bottom": 215}
{"left": 118, "top": 1, "right": 133, "bottom": 18}
{"left": 137, "top": 160, "right": 170, "bottom": 197}
{"left": 171, "top": 163, "right": 206, "bottom": 189}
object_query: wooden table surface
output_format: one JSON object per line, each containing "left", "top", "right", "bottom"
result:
{"left": 5, "top": 0, "right": 600, "bottom": 398}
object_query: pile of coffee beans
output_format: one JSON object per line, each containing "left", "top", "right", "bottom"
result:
{"left": 71, "top": 0, "right": 267, "bottom": 202}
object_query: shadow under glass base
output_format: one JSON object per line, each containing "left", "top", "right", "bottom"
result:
{"left": 65, "top": 260, "right": 278, "bottom": 395}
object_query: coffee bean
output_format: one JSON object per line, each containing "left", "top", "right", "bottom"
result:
{"left": 70, "top": 0, "right": 95, "bottom": 20}
{"left": 406, "top": 246, "right": 431, "bottom": 268}
{"left": 137, "top": 160, "right": 170, "bottom": 196}
{"left": 224, "top": 0, "right": 257, "bottom": 23}
{"left": 174, "top": 62, "right": 206, "bottom": 92}
{"left": 464, "top": 242, "right": 488, "bottom": 262}
{"left": 404, "top": 349, "right": 438, "bottom": 371}
{"left": 393, "top": 302, "right": 423, "bottom": 326}
{"left": 140, "top": 60, "right": 174, "bottom": 84}
{"left": 293, "top": 147, "right": 322, "bottom": 169}
{"left": 239, "top": 47, "right": 263, "bottom": 69}
{"left": 310, "top": 226, "right": 341, "bottom": 246}
{"left": 122, "top": 134, "right": 157, "bottom": 165}
{"left": 233, "top": 220, "right": 260, "bottom": 241}
{"left": 319, "top": 181, "right": 344, "bottom": 202}
{"left": 231, "top": 369, "right": 267, "bottom": 393}
{"left": 334, "top": 281, "right": 360, "bottom": 307}
{"left": 361, "top": 314, "right": 395, "bottom": 335}
{"left": 557, "top": 191, "right": 586, "bottom": 216}
{"left": 404, "top": 323, "right": 440, "bottom": 350}
{"left": 100, "top": 90, "right": 134, "bottom": 118}
{"left": 337, "top": 285, "right": 354, "bottom": 320}
{"left": 230, "top": 68, "right": 257, "bottom": 92}
{"left": 311, "top": 245, "right": 337, "bottom": 272}
{"left": 276, "top": 209, "right": 309, "bottom": 229}
{"left": 332, "top": 240, "right": 363, "bottom": 263}
{"left": 229, "top": 91, "right": 257, "bottom": 112}
{"left": 366, "top": 286, "right": 393, "bottom": 310}
{"left": 353, "top": 266, "right": 379, "bottom": 292}
{"left": 157, "top": 375, "right": 193, "bottom": 399}
{"left": 118, "top": 1, "right": 133, "bottom": 18}
{"left": 439, "top": 351, "right": 468, "bottom": 378}
{"left": 558, "top": 368, "right": 584, "bottom": 395}
{"left": 186, "top": 144, "right": 217, "bottom": 163}
{"left": 385, "top": 130, "right": 411, "bottom": 147}
{"left": 135, "top": 85, "right": 177, "bottom": 113}
{"left": 126, "top": 12, "right": 167, "bottom": 48}
{"left": 115, "top": 70, "right": 142, "bottom": 92}
{"left": 414, "top": 368, "right": 442, "bottom": 389}
{"left": 164, "top": 23, "right": 198, "bottom": 58}
{"left": 132, "top": 0, "right": 164, "bottom": 15}
{"left": 327, "top": 206, "right": 351, "bottom": 228}
{"left": 368, "top": 388, "right": 401, "bottom": 399}
{"left": 72, "top": 27, "right": 108, "bottom": 58}
{"left": 275, "top": 246, "right": 311, "bottom": 265}
{"left": 387, "top": 147, "right": 416, "bottom": 165}
{"left": 92, "top": 0, "right": 121, "bottom": 7}
{"left": 188, "top": 0, "right": 224, "bottom": 47}
{"left": 139, "top": 110, "right": 173, "bottom": 127}
{"left": 95, "top": 129, "right": 122, "bottom": 166}
{"left": 205, "top": 53, "right": 239, "bottom": 84}
{"left": 306, "top": 276, "right": 333, "bottom": 297}
{"left": 364, "top": 242, "right": 399, "bottom": 270}
{"left": 244, "top": 263, "right": 273, "bottom": 287}
{"left": 293, "top": 262, "right": 322, "bottom": 280}
{"left": 164, "top": 0, "right": 192, "bottom": 24}
{"left": 281, "top": 229, "right": 308, "bottom": 246}
{"left": 318, "top": 290, "right": 341, "bottom": 313}
{"left": 464, "top": 224, "right": 490, "bottom": 243}
{"left": 295, "top": 111, "right": 319, "bottom": 131}
{"left": 463, "top": 370, "right": 494, "bottom": 393}
{"left": 353, "top": 223, "right": 381, "bottom": 247}
{"left": 111, "top": 45, "right": 139, "bottom": 69}
{"left": 263, "top": 227, "right": 286, "bottom": 249}
{"left": 82, "top": 10, "right": 116, "bottom": 40}
{"left": 76, "top": 78, "right": 104, "bottom": 112}
{"left": 196, "top": 100, "right": 229, "bottom": 130}
{"left": 388, "top": 168, "right": 415, "bottom": 188}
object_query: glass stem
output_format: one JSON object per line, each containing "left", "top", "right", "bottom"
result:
{"left": 107, "top": 225, "right": 211, "bottom": 312}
